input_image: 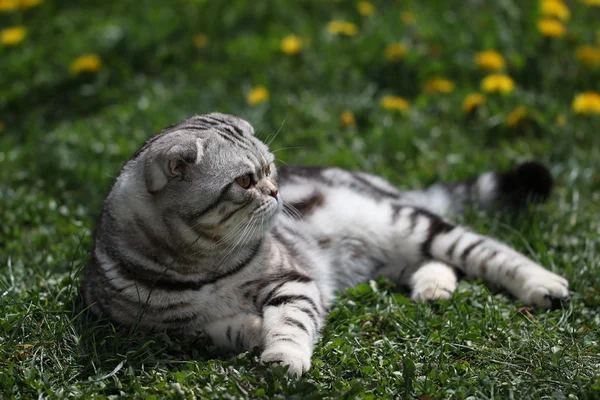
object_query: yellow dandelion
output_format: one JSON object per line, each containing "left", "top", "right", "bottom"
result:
{"left": 327, "top": 20, "right": 358, "bottom": 36}
{"left": 1, "top": 26, "right": 26, "bottom": 46}
{"left": 538, "top": 18, "right": 566, "bottom": 38}
{"left": 247, "top": 86, "right": 269, "bottom": 106}
{"left": 463, "top": 93, "right": 486, "bottom": 113}
{"left": 581, "top": 0, "right": 600, "bottom": 5}
{"left": 541, "top": 0, "right": 570, "bottom": 21}
{"left": 555, "top": 114, "right": 566, "bottom": 126}
{"left": 0, "top": 0, "right": 19, "bottom": 12}
{"left": 340, "top": 110, "right": 356, "bottom": 127}
{"left": 280, "top": 35, "right": 302, "bottom": 55}
{"left": 341, "top": 22, "right": 358, "bottom": 36}
{"left": 572, "top": 92, "right": 600, "bottom": 115}
{"left": 327, "top": 21, "right": 345, "bottom": 34}
{"left": 381, "top": 96, "right": 410, "bottom": 112}
{"left": 507, "top": 107, "right": 527, "bottom": 127}
{"left": 193, "top": 34, "right": 208, "bottom": 49}
{"left": 400, "top": 11, "right": 416, "bottom": 25}
{"left": 384, "top": 43, "right": 408, "bottom": 62}
{"left": 357, "top": 1, "right": 374, "bottom": 16}
{"left": 481, "top": 74, "right": 515, "bottom": 94}
{"left": 575, "top": 45, "right": 600, "bottom": 68}
{"left": 424, "top": 78, "right": 455, "bottom": 93}
{"left": 475, "top": 51, "right": 505, "bottom": 71}
{"left": 70, "top": 54, "right": 102, "bottom": 75}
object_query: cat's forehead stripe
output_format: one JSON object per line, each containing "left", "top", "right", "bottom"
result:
{"left": 186, "top": 120, "right": 251, "bottom": 150}
{"left": 158, "top": 115, "right": 269, "bottom": 167}
{"left": 189, "top": 116, "right": 270, "bottom": 163}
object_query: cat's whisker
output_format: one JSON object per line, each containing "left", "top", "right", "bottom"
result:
{"left": 282, "top": 202, "right": 303, "bottom": 221}
{"left": 262, "top": 131, "right": 276, "bottom": 147}
{"left": 285, "top": 203, "right": 303, "bottom": 219}
{"left": 284, "top": 210, "right": 302, "bottom": 236}
{"left": 282, "top": 208, "right": 300, "bottom": 223}
{"left": 208, "top": 215, "right": 252, "bottom": 248}
{"left": 265, "top": 119, "right": 286, "bottom": 147}
{"left": 271, "top": 146, "right": 303, "bottom": 154}
{"left": 216, "top": 219, "right": 252, "bottom": 257}
{"left": 213, "top": 217, "right": 256, "bottom": 269}
{"left": 209, "top": 220, "right": 251, "bottom": 249}
{"left": 190, "top": 216, "right": 250, "bottom": 257}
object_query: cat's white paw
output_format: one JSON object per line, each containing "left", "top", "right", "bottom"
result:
{"left": 519, "top": 267, "right": 569, "bottom": 308}
{"left": 410, "top": 261, "right": 457, "bottom": 302}
{"left": 411, "top": 282, "right": 455, "bottom": 302}
{"left": 260, "top": 345, "right": 311, "bottom": 376}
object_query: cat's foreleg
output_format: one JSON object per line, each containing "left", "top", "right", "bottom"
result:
{"left": 202, "top": 313, "right": 263, "bottom": 351}
{"left": 256, "top": 274, "right": 326, "bottom": 376}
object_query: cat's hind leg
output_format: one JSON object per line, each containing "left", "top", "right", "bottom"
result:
{"left": 389, "top": 206, "right": 569, "bottom": 308}
{"left": 410, "top": 261, "right": 457, "bottom": 302}
{"left": 432, "top": 225, "right": 570, "bottom": 308}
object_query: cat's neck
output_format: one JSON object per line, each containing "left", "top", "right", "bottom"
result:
{"left": 155, "top": 220, "right": 269, "bottom": 276}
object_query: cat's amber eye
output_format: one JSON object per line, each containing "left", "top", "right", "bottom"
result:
{"left": 265, "top": 164, "right": 272, "bottom": 177}
{"left": 236, "top": 175, "right": 252, "bottom": 189}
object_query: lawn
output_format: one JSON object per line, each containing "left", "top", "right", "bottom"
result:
{"left": 1, "top": 0, "right": 600, "bottom": 398}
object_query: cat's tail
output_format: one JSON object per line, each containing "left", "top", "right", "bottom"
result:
{"left": 402, "top": 161, "right": 554, "bottom": 217}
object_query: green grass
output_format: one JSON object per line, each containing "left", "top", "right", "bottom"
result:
{"left": 1, "top": 0, "right": 600, "bottom": 398}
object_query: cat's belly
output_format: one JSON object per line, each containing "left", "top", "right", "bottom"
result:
{"left": 280, "top": 185, "right": 421, "bottom": 289}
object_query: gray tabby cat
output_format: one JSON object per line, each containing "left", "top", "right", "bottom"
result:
{"left": 81, "top": 113, "right": 569, "bottom": 376}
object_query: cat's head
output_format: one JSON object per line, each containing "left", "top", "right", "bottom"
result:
{"left": 134, "top": 113, "right": 281, "bottom": 247}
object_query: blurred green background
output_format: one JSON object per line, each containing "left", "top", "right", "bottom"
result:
{"left": 1, "top": 0, "right": 599, "bottom": 398}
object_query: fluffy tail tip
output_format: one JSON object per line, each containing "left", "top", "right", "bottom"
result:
{"left": 498, "top": 161, "right": 554, "bottom": 205}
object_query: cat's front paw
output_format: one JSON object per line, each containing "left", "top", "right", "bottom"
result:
{"left": 260, "top": 345, "right": 311, "bottom": 376}
{"left": 520, "top": 267, "right": 569, "bottom": 309}
{"left": 410, "top": 261, "right": 457, "bottom": 302}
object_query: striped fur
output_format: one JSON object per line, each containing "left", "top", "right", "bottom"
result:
{"left": 82, "top": 113, "right": 569, "bottom": 376}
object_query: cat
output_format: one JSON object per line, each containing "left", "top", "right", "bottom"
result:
{"left": 81, "top": 112, "right": 569, "bottom": 376}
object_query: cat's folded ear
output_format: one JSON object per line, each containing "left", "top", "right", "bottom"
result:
{"left": 144, "top": 136, "right": 204, "bottom": 193}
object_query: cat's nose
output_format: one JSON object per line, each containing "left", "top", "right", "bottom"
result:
{"left": 270, "top": 189, "right": 279, "bottom": 199}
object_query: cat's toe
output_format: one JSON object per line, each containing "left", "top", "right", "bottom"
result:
{"left": 521, "top": 269, "right": 570, "bottom": 308}
{"left": 544, "top": 294, "right": 569, "bottom": 310}
{"left": 411, "top": 283, "right": 454, "bottom": 302}
{"left": 260, "top": 345, "right": 311, "bottom": 377}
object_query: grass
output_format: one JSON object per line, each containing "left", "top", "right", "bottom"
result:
{"left": 1, "top": 0, "right": 600, "bottom": 398}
